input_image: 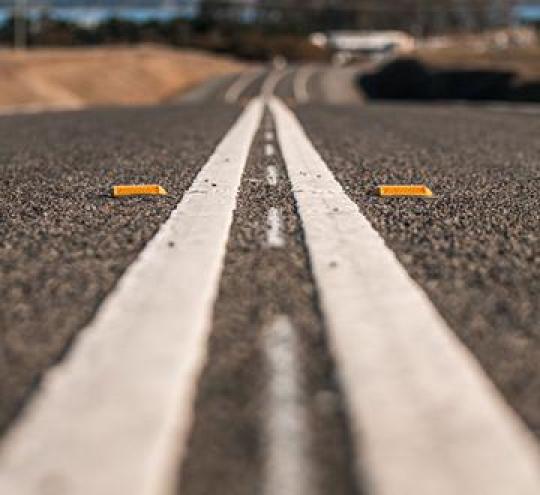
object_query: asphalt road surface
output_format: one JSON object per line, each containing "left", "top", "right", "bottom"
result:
{"left": 0, "top": 64, "right": 539, "bottom": 495}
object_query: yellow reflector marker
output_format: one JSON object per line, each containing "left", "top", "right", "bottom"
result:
{"left": 378, "top": 185, "right": 433, "bottom": 197}
{"left": 112, "top": 184, "right": 167, "bottom": 197}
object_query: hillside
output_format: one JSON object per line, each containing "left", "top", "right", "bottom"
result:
{"left": 0, "top": 45, "right": 243, "bottom": 112}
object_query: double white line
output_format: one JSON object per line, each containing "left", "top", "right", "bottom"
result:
{"left": 269, "top": 98, "right": 540, "bottom": 495}
{"left": 1, "top": 98, "right": 539, "bottom": 495}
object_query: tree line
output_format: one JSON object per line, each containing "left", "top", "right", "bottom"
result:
{"left": 199, "top": 0, "right": 518, "bottom": 34}
{"left": 0, "top": 0, "right": 525, "bottom": 57}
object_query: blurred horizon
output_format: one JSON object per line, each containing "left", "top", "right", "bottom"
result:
{"left": 0, "top": 1, "right": 539, "bottom": 34}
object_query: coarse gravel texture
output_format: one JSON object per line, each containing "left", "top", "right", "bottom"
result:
{"left": 178, "top": 114, "right": 360, "bottom": 495}
{"left": 0, "top": 102, "right": 241, "bottom": 434}
{"left": 295, "top": 102, "right": 540, "bottom": 438}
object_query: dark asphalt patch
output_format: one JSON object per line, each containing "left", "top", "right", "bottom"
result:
{"left": 178, "top": 112, "right": 360, "bottom": 495}
{"left": 0, "top": 103, "right": 241, "bottom": 434}
{"left": 295, "top": 102, "right": 540, "bottom": 439}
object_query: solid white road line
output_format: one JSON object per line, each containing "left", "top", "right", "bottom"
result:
{"left": 266, "top": 165, "right": 278, "bottom": 186}
{"left": 0, "top": 99, "right": 264, "bottom": 495}
{"left": 264, "top": 316, "right": 312, "bottom": 495}
{"left": 266, "top": 207, "right": 285, "bottom": 248}
{"left": 224, "top": 69, "right": 264, "bottom": 103}
{"left": 0, "top": 103, "right": 84, "bottom": 116}
{"left": 270, "top": 97, "right": 540, "bottom": 495}
{"left": 293, "top": 65, "right": 318, "bottom": 104}
{"left": 265, "top": 143, "right": 275, "bottom": 157}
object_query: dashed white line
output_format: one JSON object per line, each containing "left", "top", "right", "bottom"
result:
{"left": 266, "top": 165, "right": 279, "bottom": 186}
{"left": 270, "top": 97, "right": 540, "bottom": 495}
{"left": 265, "top": 143, "right": 275, "bottom": 157}
{"left": 263, "top": 115, "right": 274, "bottom": 132}
{"left": 263, "top": 316, "right": 312, "bottom": 495}
{"left": 224, "top": 69, "right": 263, "bottom": 103}
{"left": 265, "top": 131, "right": 274, "bottom": 141}
{"left": 293, "top": 65, "right": 318, "bottom": 104}
{"left": 266, "top": 207, "right": 285, "bottom": 248}
{"left": 0, "top": 99, "right": 264, "bottom": 495}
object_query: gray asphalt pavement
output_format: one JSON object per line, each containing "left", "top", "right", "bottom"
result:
{"left": 295, "top": 102, "right": 540, "bottom": 437}
{"left": 0, "top": 64, "right": 539, "bottom": 493}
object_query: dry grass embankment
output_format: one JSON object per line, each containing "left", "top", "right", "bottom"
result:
{"left": 0, "top": 45, "right": 244, "bottom": 111}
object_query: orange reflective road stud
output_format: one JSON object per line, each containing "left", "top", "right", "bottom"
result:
{"left": 378, "top": 185, "right": 433, "bottom": 197}
{"left": 112, "top": 184, "right": 167, "bottom": 197}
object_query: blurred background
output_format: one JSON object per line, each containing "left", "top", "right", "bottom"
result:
{"left": 0, "top": 0, "right": 539, "bottom": 108}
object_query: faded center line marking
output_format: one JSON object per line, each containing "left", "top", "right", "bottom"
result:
{"left": 266, "top": 165, "right": 278, "bottom": 186}
{"left": 265, "top": 131, "right": 274, "bottom": 141}
{"left": 266, "top": 207, "right": 285, "bottom": 248}
{"left": 265, "top": 143, "right": 275, "bottom": 157}
{"left": 264, "top": 316, "right": 312, "bottom": 495}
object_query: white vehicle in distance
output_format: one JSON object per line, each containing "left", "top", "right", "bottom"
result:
{"left": 310, "top": 30, "right": 415, "bottom": 64}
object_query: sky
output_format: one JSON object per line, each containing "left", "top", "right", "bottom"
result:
{"left": 0, "top": 1, "right": 539, "bottom": 26}
{"left": 0, "top": 1, "right": 200, "bottom": 25}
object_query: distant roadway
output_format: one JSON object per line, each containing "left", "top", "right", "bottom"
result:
{"left": 0, "top": 64, "right": 539, "bottom": 495}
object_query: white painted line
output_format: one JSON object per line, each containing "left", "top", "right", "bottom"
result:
{"left": 266, "top": 165, "right": 279, "bottom": 186}
{"left": 293, "top": 65, "right": 318, "bottom": 104}
{"left": 270, "top": 97, "right": 540, "bottom": 495}
{"left": 265, "top": 143, "right": 275, "bottom": 157}
{"left": 0, "top": 99, "right": 264, "bottom": 495}
{"left": 0, "top": 103, "right": 84, "bottom": 116}
{"left": 266, "top": 207, "right": 285, "bottom": 248}
{"left": 224, "top": 70, "right": 263, "bottom": 103}
{"left": 261, "top": 69, "right": 290, "bottom": 99}
{"left": 487, "top": 105, "right": 540, "bottom": 116}
{"left": 263, "top": 316, "right": 312, "bottom": 495}
{"left": 265, "top": 131, "right": 274, "bottom": 141}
